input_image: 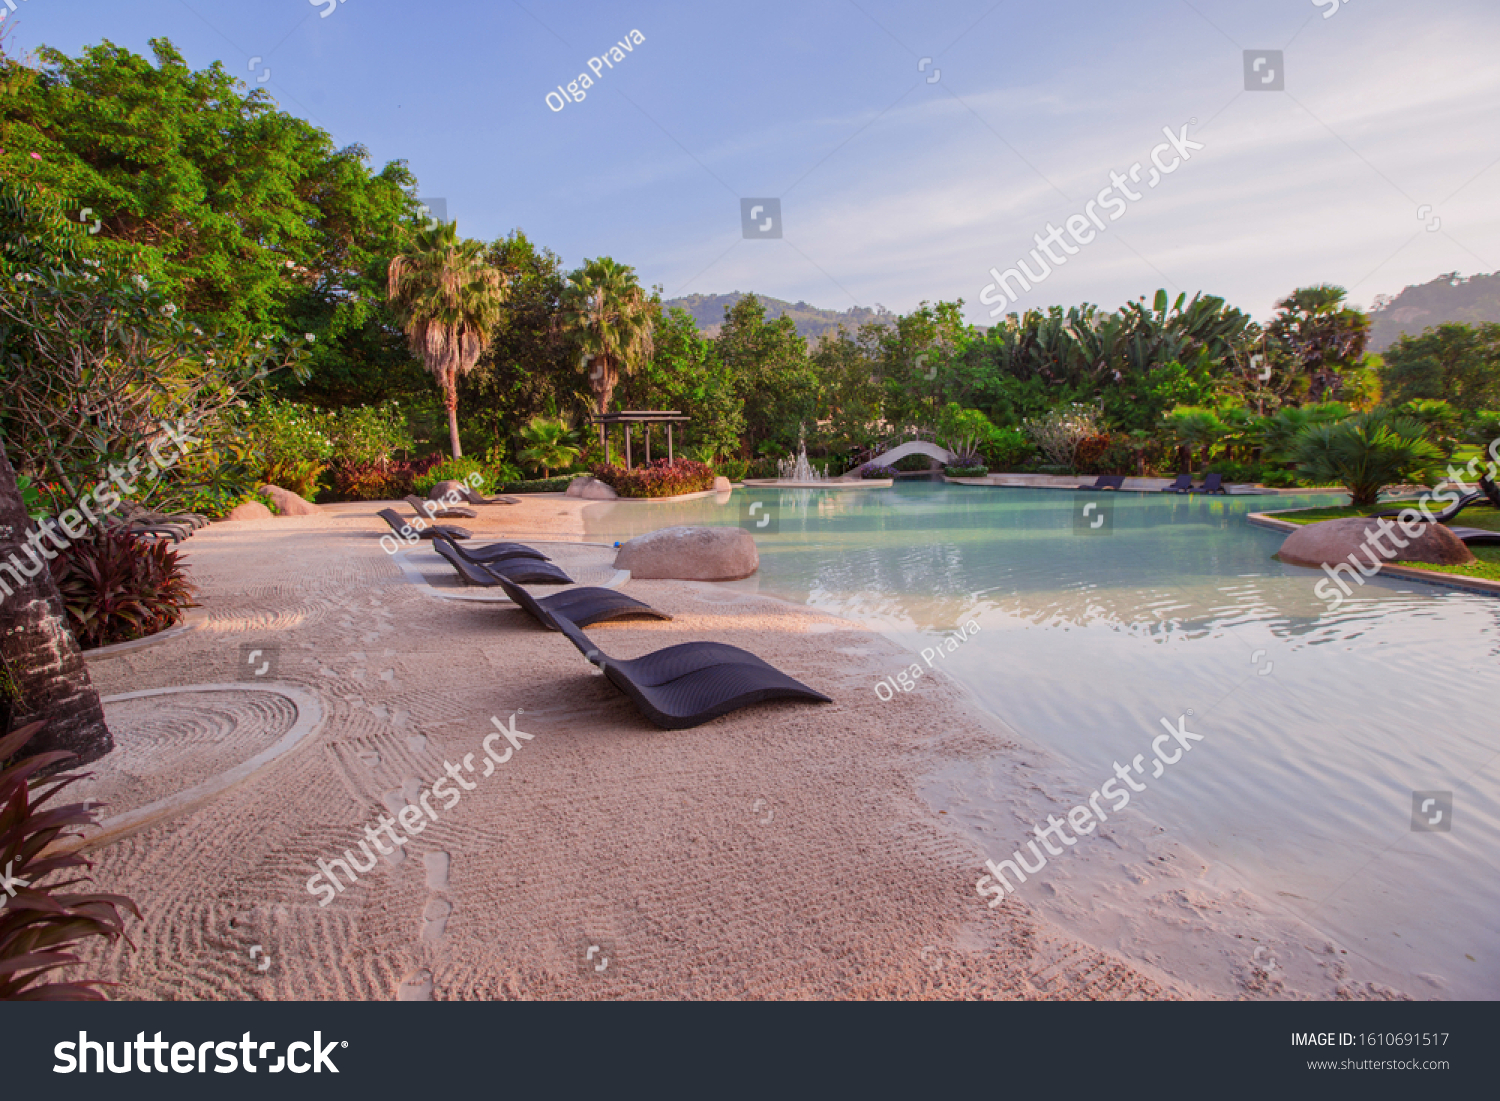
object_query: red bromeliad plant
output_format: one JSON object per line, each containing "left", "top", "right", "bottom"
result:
{"left": 48, "top": 531, "right": 196, "bottom": 651}
{"left": 591, "top": 458, "right": 714, "bottom": 498}
{"left": 1, "top": 721, "right": 138, "bottom": 999}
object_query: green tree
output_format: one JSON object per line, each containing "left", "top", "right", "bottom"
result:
{"left": 0, "top": 38, "right": 421, "bottom": 397}
{"left": 1381, "top": 323, "right": 1500, "bottom": 413}
{"left": 716, "top": 294, "right": 817, "bottom": 460}
{"left": 387, "top": 221, "right": 506, "bottom": 459}
{"left": 559, "top": 257, "right": 655, "bottom": 423}
{"left": 1267, "top": 284, "right": 1370, "bottom": 402}
{"left": 1293, "top": 411, "right": 1443, "bottom": 506}
{"left": 618, "top": 306, "right": 744, "bottom": 462}
{"left": 1164, "top": 406, "right": 1225, "bottom": 471}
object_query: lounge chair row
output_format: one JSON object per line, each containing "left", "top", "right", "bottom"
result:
{"left": 1073, "top": 473, "right": 1227, "bottom": 494}
{"left": 378, "top": 506, "right": 831, "bottom": 729}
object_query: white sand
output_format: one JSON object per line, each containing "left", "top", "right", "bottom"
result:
{"left": 67, "top": 497, "right": 1410, "bottom": 999}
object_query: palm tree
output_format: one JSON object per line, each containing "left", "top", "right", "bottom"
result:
{"left": 1268, "top": 284, "right": 1370, "bottom": 402}
{"left": 517, "top": 416, "right": 580, "bottom": 478}
{"left": 387, "top": 222, "right": 506, "bottom": 459}
{"left": 1293, "top": 411, "right": 1443, "bottom": 506}
{"left": 1165, "top": 407, "right": 1225, "bottom": 472}
{"left": 558, "top": 257, "right": 655, "bottom": 422}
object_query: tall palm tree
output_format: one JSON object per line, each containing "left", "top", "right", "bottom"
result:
{"left": 517, "top": 416, "right": 580, "bottom": 478}
{"left": 558, "top": 257, "right": 655, "bottom": 422}
{"left": 387, "top": 222, "right": 506, "bottom": 459}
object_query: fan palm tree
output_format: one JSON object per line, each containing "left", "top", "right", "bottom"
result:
{"left": 558, "top": 257, "right": 655, "bottom": 421}
{"left": 1293, "top": 411, "right": 1443, "bottom": 506}
{"left": 387, "top": 222, "right": 506, "bottom": 459}
{"left": 1164, "top": 407, "right": 1225, "bottom": 471}
{"left": 517, "top": 416, "right": 580, "bottom": 478}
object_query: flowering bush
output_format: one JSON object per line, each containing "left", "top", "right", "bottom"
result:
{"left": 239, "top": 398, "right": 334, "bottom": 499}
{"left": 413, "top": 457, "right": 489, "bottom": 496}
{"left": 860, "top": 464, "right": 898, "bottom": 479}
{"left": 591, "top": 458, "right": 714, "bottom": 498}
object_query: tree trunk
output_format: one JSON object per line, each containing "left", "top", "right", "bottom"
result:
{"left": 0, "top": 439, "right": 113, "bottom": 765}
{"left": 446, "top": 382, "right": 462, "bottom": 460}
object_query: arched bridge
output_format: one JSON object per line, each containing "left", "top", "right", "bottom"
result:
{"left": 842, "top": 440, "right": 958, "bottom": 479}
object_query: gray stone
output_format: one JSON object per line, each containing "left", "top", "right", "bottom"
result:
{"left": 1279, "top": 516, "right": 1474, "bottom": 569}
{"left": 613, "top": 525, "right": 759, "bottom": 581}
{"left": 429, "top": 480, "right": 476, "bottom": 502}
{"left": 225, "top": 501, "right": 274, "bottom": 521}
{"left": 566, "top": 476, "right": 618, "bottom": 500}
{"left": 259, "top": 484, "right": 323, "bottom": 516}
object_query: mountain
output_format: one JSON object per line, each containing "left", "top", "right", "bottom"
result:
{"left": 661, "top": 292, "right": 893, "bottom": 344}
{"left": 1367, "top": 271, "right": 1500, "bottom": 352}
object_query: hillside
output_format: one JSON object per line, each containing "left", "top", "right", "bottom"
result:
{"left": 1368, "top": 271, "right": 1500, "bottom": 351}
{"left": 662, "top": 292, "right": 894, "bottom": 343}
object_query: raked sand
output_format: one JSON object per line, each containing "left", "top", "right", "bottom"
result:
{"left": 68, "top": 495, "right": 1409, "bottom": 1000}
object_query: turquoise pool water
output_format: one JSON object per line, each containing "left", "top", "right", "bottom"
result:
{"left": 583, "top": 482, "right": 1500, "bottom": 998}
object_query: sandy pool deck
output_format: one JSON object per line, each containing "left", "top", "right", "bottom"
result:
{"left": 68, "top": 496, "right": 1410, "bottom": 1000}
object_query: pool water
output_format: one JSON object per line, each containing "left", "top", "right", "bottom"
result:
{"left": 583, "top": 482, "right": 1500, "bottom": 998}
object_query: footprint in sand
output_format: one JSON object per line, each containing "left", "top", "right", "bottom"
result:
{"left": 421, "top": 898, "right": 451, "bottom": 942}
{"left": 380, "top": 669, "right": 395, "bottom": 682}
{"left": 424, "top": 851, "right": 450, "bottom": 891}
{"left": 397, "top": 968, "right": 433, "bottom": 1001}
{"left": 407, "top": 734, "right": 428, "bottom": 754}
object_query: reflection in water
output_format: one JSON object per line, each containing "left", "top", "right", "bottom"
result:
{"left": 584, "top": 483, "right": 1500, "bottom": 998}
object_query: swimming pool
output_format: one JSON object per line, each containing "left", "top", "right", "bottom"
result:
{"left": 584, "top": 481, "right": 1500, "bottom": 998}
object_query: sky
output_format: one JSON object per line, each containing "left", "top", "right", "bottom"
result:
{"left": 4, "top": 0, "right": 1498, "bottom": 326}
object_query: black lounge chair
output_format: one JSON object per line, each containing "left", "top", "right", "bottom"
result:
{"left": 1374, "top": 489, "right": 1485, "bottom": 524}
{"left": 102, "top": 513, "right": 189, "bottom": 542}
{"left": 547, "top": 611, "right": 832, "bottom": 730}
{"left": 431, "top": 534, "right": 573, "bottom": 585}
{"left": 477, "top": 560, "right": 670, "bottom": 630}
{"left": 1481, "top": 474, "right": 1500, "bottom": 510}
{"left": 1075, "top": 475, "right": 1123, "bottom": 491}
{"left": 1190, "top": 472, "right": 1226, "bottom": 494}
{"left": 1448, "top": 527, "right": 1500, "bottom": 545}
{"left": 378, "top": 507, "right": 471, "bottom": 542}
{"left": 454, "top": 485, "right": 520, "bottom": 506}
{"left": 442, "top": 538, "right": 550, "bottom": 565}
{"left": 405, "top": 494, "right": 477, "bottom": 520}
{"left": 1162, "top": 473, "right": 1194, "bottom": 493}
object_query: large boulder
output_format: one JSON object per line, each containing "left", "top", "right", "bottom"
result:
{"left": 225, "top": 500, "right": 274, "bottom": 521}
{"left": 1279, "top": 517, "right": 1474, "bottom": 569}
{"left": 713, "top": 476, "right": 733, "bottom": 492}
{"left": 613, "top": 525, "right": 759, "bottom": 581}
{"left": 429, "top": 479, "right": 475, "bottom": 502}
{"left": 566, "top": 475, "right": 618, "bottom": 500}
{"left": 259, "top": 484, "right": 323, "bottom": 516}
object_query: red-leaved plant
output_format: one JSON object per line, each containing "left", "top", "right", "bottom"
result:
{"left": 48, "top": 530, "right": 196, "bottom": 650}
{"left": 591, "top": 458, "right": 714, "bottom": 499}
{"left": 1, "top": 721, "right": 138, "bottom": 999}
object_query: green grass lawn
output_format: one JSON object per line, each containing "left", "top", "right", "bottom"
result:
{"left": 1265, "top": 500, "right": 1500, "bottom": 584}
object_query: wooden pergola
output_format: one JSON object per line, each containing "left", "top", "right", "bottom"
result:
{"left": 593, "top": 411, "right": 692, "bottom": 469}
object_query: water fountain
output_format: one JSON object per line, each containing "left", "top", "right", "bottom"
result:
{"left": 741, "top": 425, "right": 894, "bottom": 489}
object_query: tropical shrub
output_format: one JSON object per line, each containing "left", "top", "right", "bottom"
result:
{"left": 329, "top": 454, "right": 441, "bottom": 501}
{"left": 1292, "top": 411, "right": 1445, "bottom": 506}
{"left": 239, "top": 399, "right": 334, "bottom": 499}
{"left": 1464, "top": 410, "right": 1500, "bottom": 450}
{"left": 413, "top": 457, "right": 489, "bottom": 496}
{"left": 1023, "top": 404, "right": 1103, "bottom": 471}
{"left": 861, "top": 463, "right": 899, "bottom": 479}
{"left": 1164, "top": 406, "right": 1226, "bottom": 471}
{"left": 516, "top": 416, "right": 581, "bottom": 478}
{"left": 894, "top": 453, "right": 933, "bottom": 472}
{"left": 1396, "top": 398, "right": 1462, "bottom": 457}
{"left": 497, "top": 476, "right": 574, "bottom": 494}
{"left": 325, "top": 402, "right": 415, "bottom": 465}
{"left": 47, "top": 531, "right": 196, "bottom": 650}
{"left": 715, "top": 458, "right": 750, "bottom": 482}
{"left": 591, "top": 459, "right": 714, "bottom": 498}
{"left": 1205, "top": 460, "right": 1264, "bottom": 483}
{"left": 1074, "top": 434, "right": 1139, "bottom": 476}
{"left": 945, "top": 463, "right": 988, "bottom": 477}
{"left": 0, "top": 720, "right": 139, "bottom": 999}
{"left": 983, "top": 427, "right": 1034, "bottom": 471}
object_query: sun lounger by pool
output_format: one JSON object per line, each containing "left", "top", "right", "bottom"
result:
{"left": 1192, "top": 472, "right": 1226, "bottom": 494}
{"left": 473, "top": 557, "right": 671, "bottom": 630}
{"left": 1374, "top": 490, "right": 1485, "bottom": 524}
{"left": 431, "top": 534, "right": 573, "bottom": 585}
{"left": 378, "top": 507, "right": 471, "bottom": 542}
{"left": 1447, "top": 527, "right": 1500, "bottom": 545}
{"left": 1162, "top": 473, "right": 1194, "bottom": 493}
{"left": 1075, "top": 475, "right": 1124, "bottom": 491}
{"left": 547, "top": 610, "right": 832, "bottom": 730}
{"left": 453, "top": 485, "right": 521, "bottom": 506}
{"left": 405, "top": 494, "right": 477, "bottom": 520}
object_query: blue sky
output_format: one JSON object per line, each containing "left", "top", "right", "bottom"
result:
{"left": 5, "top": 0, "right": 1498, "bottom": 325}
